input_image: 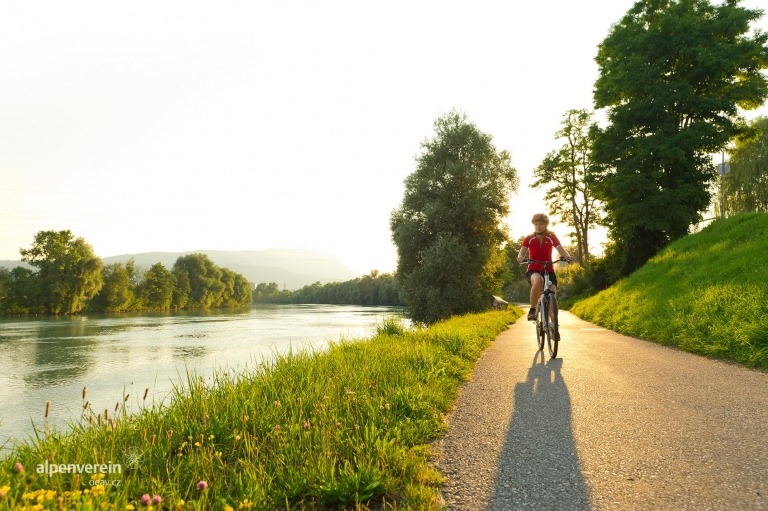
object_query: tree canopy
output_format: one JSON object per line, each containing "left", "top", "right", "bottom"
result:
{"left": 725, "top": 116, "right": 768, "bottom": 214}
{"left": 19, "top": 230, "right": 103, "bottom": 314}
{"left": 532, "top": 108, "right": 601, "bottom": 265}
{"left": 592, "top": 0, "right": 768, "bottom": 275}
{"left": 390, "top": 111, "right": 518, "bottom": 323}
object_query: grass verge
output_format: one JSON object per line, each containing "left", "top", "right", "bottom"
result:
{"left": 0, "top": 309, "right": 520, "bottom": 510}
{"left": 570, "top": 213, "right": 768, "bottom": 370}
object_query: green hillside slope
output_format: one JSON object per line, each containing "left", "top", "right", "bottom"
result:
{"left": 570, "top": 213, "right": 768, "bottom": 369}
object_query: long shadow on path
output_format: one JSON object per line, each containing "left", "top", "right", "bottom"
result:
{"left": 488, "top": 351, "right": 590, "bottom": 510}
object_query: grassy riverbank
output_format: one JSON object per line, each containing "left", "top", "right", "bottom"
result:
{"left": 0, "top": 309, "right": 520, "bottom": 510}
{"left": 570, "top": 213, "right": 768, "bottom": 370}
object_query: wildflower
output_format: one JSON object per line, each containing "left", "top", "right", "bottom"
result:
{"left": 0, "top": 485, "right": 10, "bottom": 499}
{"left": 141, "top": 494, "right": 152, "bottom": 506}
{"left": 302, "top": 420, "right": 311, "bottom": 430}
{"left": 126, "top": 506, "right": 136, "bottom": 511}
{"left": 13, "top": 462, "right": 24, "bottom": 474}
{"left": 208, "top": 434, "right": 215, "bottom": 441}
{"left": 239, "top": 499, "right": 253, "bottom": 509}
{"left": 194, "top": 442, "right": 201, "bottom": 447}
{"left": 274, "top": 424, "right": 281, "bottom": 431}
{"left": 152, "top": 495, "right": 162, "bottom": 505}
{"left": 196, "top": 481, "right": 208, "bottom": 491}
{"left": 335, "top": 421, "right": 342, "bottom": 428}
{"left": 224, "top": 506, "right": 234, "bottom": 511}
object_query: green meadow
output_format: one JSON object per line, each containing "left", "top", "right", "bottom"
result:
{"left": 0, "top": 310, "right": 520, "bottom": 511}
{"left": 570, "top": 213, "right": 768, "bottom": 370}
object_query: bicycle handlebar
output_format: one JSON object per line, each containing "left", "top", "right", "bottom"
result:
{"left": 520, "top": 258, "right": 571, "bottom": 266}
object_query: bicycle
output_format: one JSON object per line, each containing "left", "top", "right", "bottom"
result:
{"left": 522, "top": 258, "right": 568, "bottom": 358}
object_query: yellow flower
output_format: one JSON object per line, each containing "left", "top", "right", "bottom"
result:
{"left": 224, "top": 506, "right": 234, "bottom": 511}
{"left": 125, "top": 505, "right": 135, "bottom": 511}
{"left": 194, "top": 442, "right": 201, "bottom": 447}
{"left": 239, "top": 499, "right": 253, "bottom": 509}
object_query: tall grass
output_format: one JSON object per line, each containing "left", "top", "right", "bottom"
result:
{"left": 0, "top": 309, "right": 520, "bottom": 510}
{"left": 570, "top": 213, "right": 768, "bottom": 369}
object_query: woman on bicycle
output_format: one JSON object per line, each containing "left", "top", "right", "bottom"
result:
{"left": 516, "top": 213, "right": 574, "bottom": 321}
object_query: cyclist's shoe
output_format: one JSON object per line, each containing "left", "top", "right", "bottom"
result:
{"left": 527, "top": 309, "right": 536, "bottom": 321}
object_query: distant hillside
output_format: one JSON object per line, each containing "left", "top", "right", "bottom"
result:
{"left": 570, "top": 213, "right": 768, "bottom": 369}
{"left": 1, "top": 249, "right": 358, "bottom": 290}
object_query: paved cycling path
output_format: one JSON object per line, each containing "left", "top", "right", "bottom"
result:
{"left": 434, "top": 310, "right": 768, "bottom": 510}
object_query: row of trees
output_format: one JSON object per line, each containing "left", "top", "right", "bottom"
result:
{"left": 253, "top": 271, "right": 401, "bottom": 306}
{"left": 530, "top": 0, "right": 768, "bottom": 284}
{"left": 389, "top": 0, "right": 768, "bottom": 323}
{"left": 0, "top": 230, "right": 253, "bottom": 315}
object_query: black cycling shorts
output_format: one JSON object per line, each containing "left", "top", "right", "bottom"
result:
{"left": 525, "top": 270, "right": 558, "bottom": 287}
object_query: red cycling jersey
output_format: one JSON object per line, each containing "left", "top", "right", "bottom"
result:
{"left": 522, "top": 232, "right": 561, "bottom": 272}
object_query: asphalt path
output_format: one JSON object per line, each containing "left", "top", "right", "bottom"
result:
{"left": 435, "top": 310, "right": 768, "bottom": 510}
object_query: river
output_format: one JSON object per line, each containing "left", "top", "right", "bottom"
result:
{"left": 0, "top": 304, "right": 405, "bottom": 451}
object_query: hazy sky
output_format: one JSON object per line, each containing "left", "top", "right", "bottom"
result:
{"left": 1, "top": 1, "right": 766, "bottom": 274}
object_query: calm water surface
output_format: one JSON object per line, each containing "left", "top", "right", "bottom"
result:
{"left": 0, "top": 304, "right": 405, "bottom": 449}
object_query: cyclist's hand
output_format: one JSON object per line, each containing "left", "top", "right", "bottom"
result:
{"left": 517, "top": 256, "right": 525, "bottom": 264}
{"left": 565, "top": 256, "right": 576, "bottom": 263}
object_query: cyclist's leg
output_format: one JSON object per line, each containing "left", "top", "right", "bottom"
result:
{"left": 526, "top": 271, "right": 544, "bottom": 321}
{"left": 528, "top": 271, "right": 543, "bottom": 309}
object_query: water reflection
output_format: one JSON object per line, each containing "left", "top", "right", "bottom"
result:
{"left": 0, "top": 305, "right": 405, "bottom": 449}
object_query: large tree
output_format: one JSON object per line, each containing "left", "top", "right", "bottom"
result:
{"left": 725, "top": 116, "right": 768, "bottom": 214}
{"left": 390, "top": 111, "right": 518, "bottom": 323}
{"left": 592, "top": 0, "right": 768, "bottom": 275}
{"left": 532, "top": 109, "right": 601, "bottom": 266}
{"left": 20, "top": 230, "right": 103, "bottom": 314}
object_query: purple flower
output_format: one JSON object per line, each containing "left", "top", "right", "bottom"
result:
{"left": 152, "top": 495, "right": 162, "bottom": 505}
{"left": 196, "top": 480, "right": 208, "bottom": 491}
{"left": 12, "top": 462, "right": 24, "bottom": 474}
{"left": 141, "top": 494, "right": 151, "bottom": 506}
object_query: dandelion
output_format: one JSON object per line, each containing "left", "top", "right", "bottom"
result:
{"left": 152, "top": 495, "right": 162, "bottom": 505}
{"left": 126, "top": 506, "right": 136, "bottom": 511}
{"left": 239, "top": 499, "right": 254, "bottom": 509}
{"left": 13, "top": 461, "right": 24, "bottom": 474}
{"left": 141, "top": 494, "right": 151, "bottom": 506}
{"left": 196, "top": 480, "right": 208, "bottom": 491}
{"left": 0, "top": 485, "right": 10, "bottom": 499}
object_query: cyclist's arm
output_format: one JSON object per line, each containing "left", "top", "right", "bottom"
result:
{"left": 517, "top": 245, "right": 529, "bottom": 264}
{"left": 555, "top": 244, "right": 574, "bottom": 263}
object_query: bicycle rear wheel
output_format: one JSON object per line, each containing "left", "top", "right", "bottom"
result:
{"left": 536, "top": 299, "right": 546, "bottom": 351}
{"left": 547, "top": 295, "right": 559, "bottom": 358}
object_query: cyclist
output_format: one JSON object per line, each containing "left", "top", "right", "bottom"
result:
{"left": 516, "top": 213, "right": 574, "bottom": 321}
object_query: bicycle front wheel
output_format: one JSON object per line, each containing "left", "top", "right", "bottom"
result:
{"left": 536, "top": 299, "right": 546, "bottom": 351}
{"left": 547, "top": 295, "right": 559, "bottom": 358}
